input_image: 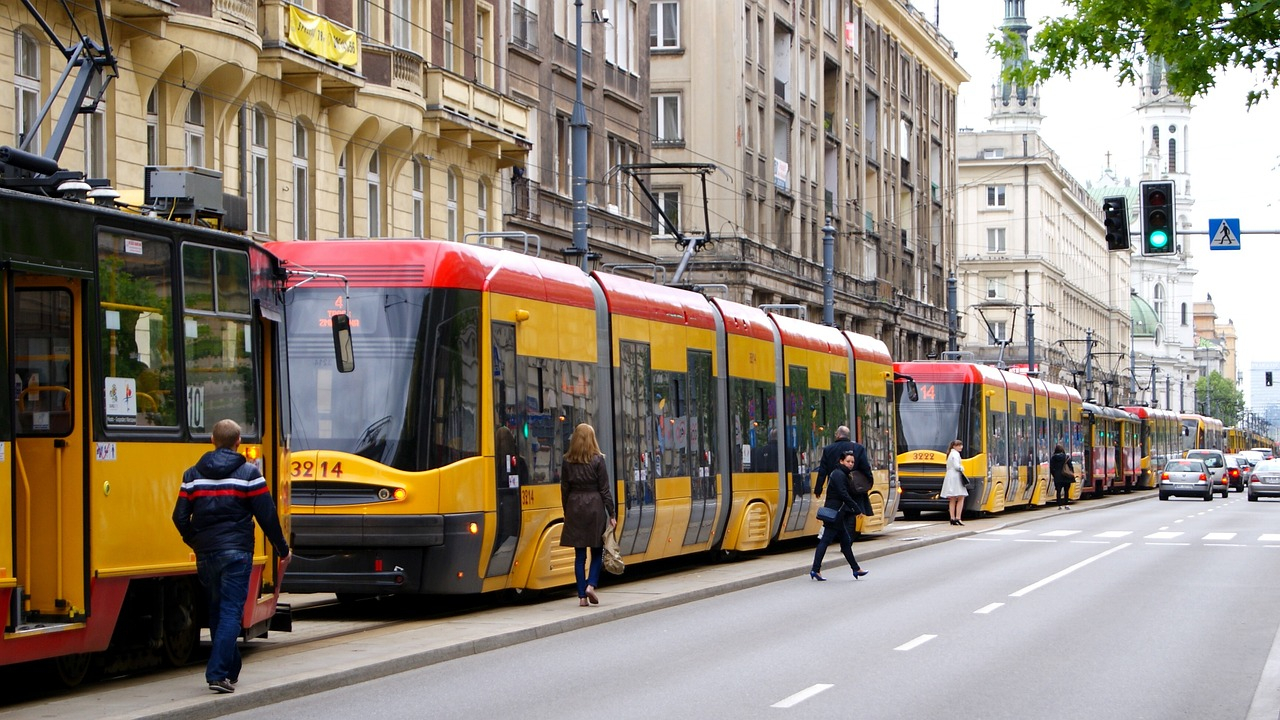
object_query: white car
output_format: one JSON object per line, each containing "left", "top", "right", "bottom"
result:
{"left": 1184, "top": 449, "right": 1228, "bottom": 498}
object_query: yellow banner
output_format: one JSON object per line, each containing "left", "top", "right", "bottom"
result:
{"left": 287, "top": 5, "right": 359, "bottom": 68}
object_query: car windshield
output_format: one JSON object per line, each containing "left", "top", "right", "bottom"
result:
{"left": 1188, "top": 452, "right": 1223, "bottom": 468}
{"left": 1255, "top": 460, "right": 1280, "bottom": 474}
{"left": 1166, "top": 461, "right": 1203, "bottom": 472}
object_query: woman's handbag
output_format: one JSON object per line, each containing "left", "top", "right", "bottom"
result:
{"left": 602, "top": 527, "right": 625, "bottom": 575}
{"left": 960, "top": 471, "right": 971, "bottom": 487}
{"left": 816, "top": 505, "right": 840, "bottom": 523}
{"left": 849, "top": 470, "right": 874, "bottom": 494}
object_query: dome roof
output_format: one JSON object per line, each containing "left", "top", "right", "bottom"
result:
{"left": 1130, "top": 293, "right": 1158, "bottom": 338}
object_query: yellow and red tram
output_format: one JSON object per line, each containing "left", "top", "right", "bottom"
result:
{"left": 271, "top": 239, "right": 899, "bottom": 597}
{"left": 1122, "top": 406, "right": 1182, "bottom": 489}
{"left": 1, "top": 187, "right": 291, "bottom": 684}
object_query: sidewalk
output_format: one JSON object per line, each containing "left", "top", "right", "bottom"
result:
{"left": 1, "top": 495, "right": 1147, "bottom": 720}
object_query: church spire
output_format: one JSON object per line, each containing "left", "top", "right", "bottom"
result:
{"left": 989, "top": 0, "right": 1043, "bottom": 131}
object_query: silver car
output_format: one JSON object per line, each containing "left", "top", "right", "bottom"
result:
{"left": 1159, "top": 458, "right": 1213, "bottom": 501}
{"left": 1248, "top": 459, "right": 1280, "bottom": 502}
{"left": 1185, "top": 449, "right": 1229, "bottom": 498}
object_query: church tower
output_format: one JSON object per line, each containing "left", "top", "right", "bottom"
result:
{"left": 1137, "top": 58, "right": 1195, "bottom": 233}
{"left": 989, "top": 0, "right": 1043, "bottom": 131}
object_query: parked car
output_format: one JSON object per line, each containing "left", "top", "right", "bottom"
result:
{"left": 1185, "top": 449, "right": 1229, "bottom": 498}
{"left": 1159, "top": 458, "right": 1214, "bottom": 501}
{"left": 1225, "top": 455, "right": 1247, "bottom": 492}
{"left": 1248, "top": 459, "right": 1280, "bottom": 502}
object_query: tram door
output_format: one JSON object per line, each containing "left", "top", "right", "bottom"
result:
{"left": 11, "top": 274, "right": 88, "bottom": 624}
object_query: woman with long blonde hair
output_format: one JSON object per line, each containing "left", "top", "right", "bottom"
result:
{"left": 559, "top": 423, "right": 616, "bottom": 606}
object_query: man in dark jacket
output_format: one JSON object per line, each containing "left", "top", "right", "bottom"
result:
{"left": 815, "top": 426, "right": 872, "bottom": 497}
{"left": 173, "top": 419, "right": 290, "bottom": 694}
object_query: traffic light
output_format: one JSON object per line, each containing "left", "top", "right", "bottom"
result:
{"left": 1140, "top": 180, "right": 1176, "bottom": 255}
{"left": 1102, "top": 196, "right": 1130, "bottom": 251}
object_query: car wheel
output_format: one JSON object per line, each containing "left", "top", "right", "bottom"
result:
{"left": 1204, "top": 489, "right": 1213, "bottom": 501}
{"left": 1159, "top": 492, "right": 1169, "bottom": 501}
{"left": 1249, "top": 493, "right": 1259, "bottom": 502}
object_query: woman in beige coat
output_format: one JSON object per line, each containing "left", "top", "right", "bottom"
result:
{"left": 940, "top": 439, "right": 968, "bottom": 525}
{"left": 559, "top": 423, "right": 616, "bottom": 606}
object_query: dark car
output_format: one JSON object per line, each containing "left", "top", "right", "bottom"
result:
{"left": 1225, "top": 455, "right": 1246, "bottom": 492}
{"left": 1249, "top": 459, "right": 1280, "bottom": 502}
{"left": 1158, "top": 458, "right": 1213, "bottom": 501}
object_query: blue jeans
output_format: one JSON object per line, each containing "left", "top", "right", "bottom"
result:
{"left": 573, "top": 547, "right": 603, "bottom": 598}
{"left": 196, "top": 549, "right": 252, "bottom": 684}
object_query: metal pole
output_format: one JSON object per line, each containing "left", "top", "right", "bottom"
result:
{"left": 822, "top": 218, "right": 835, "bottom": 327}
{"left": 1025, "top": 270, "right": 1035, "bottom": 375}
{"left": 570, "top": 0, "right": 589, "bottom": 270}
{"left": 1150, "top": 366, "right": 1157, "bottom": 407}
{"left": 1129, "top": 290, "right": 1137, "bottom": 402}
{"left": 1084, "top": 328, "right": 1094, "bottom": 403}
{"left": 947, "top": 273, "right": 958, "bottom": 352}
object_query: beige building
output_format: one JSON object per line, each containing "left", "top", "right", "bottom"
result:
{"left": 3, "top": 0, "right": 529, "bottom": 243}
{"left": 954, "top": 1, "right": 1129, "bottom": 402}
{"left": 646, "top": 0, "right": 967, "bottom": 358}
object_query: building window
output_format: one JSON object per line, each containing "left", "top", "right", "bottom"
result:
{"left": 338, "top": 149, "right": 349, "bottom": 236}
{"left": 477, "top": 179, "right": 489, "bottom": 232}
{"left": 1152, "top": 125, "right": 1159, "bottom": 148}
{"left": 987, "top": 321, "right": 1008, "bottom": 345}
{"left": 555, "top": 114, "right": 571, "bottom": 195}
{"left": 608, "top": 136, "right": 635, "bottom": 215}
{"left": 412, "top": 157, "right": 425, "bottom": 237}
{"left": 822, "top": 0, "right": 838, "bottom": 33}
{"left": 1181, "top": 302, "right": 1188, "bottom": 326}
{"left": 987, "top": 227, "right": 1006, "bottom": 252}
{"left": 986, "top": 185, "right": 1006, "bottom": 207}
{"left": 986, "top": 277, "right": 1005, "bottom": 299}
{"left": 392, "top": 0, "right": 411, "bottom": 48}
{"left": 652, "top": 189, "right": 680, "bottom": 236}
{"left": 605, "top": 0, "right": 637, "bottom": 71}
{"left": 512, "top": 0, "right": 538, "bottom": 51}
{"left": 447, "top": 168, "right": 459, "bottom": 242}
{"left": 1154, "top": 283, "right": 1165, "bottom": 323}
{"left": 367, "top": 152, "right": 382, "bottom": 237}
{"left": 145, "top": 88, "right": 160, "bottom": 166}
{"left": 357, "top": 0, "right": 371, "bottom": 37}
{"left": 185, "top": 92, "right": 205, "bottom": 166}
{"left": 651, "top": 93, "right": 682, "bottom": 145}
{"left": 1168, "top": 138, "right": 1177, "bottom": 173}
{"left": 982, "top": 147, "right": 1004, "bottom": 160}
{"left": 650, "top": 1, "right": 679, "bottom": 49}
{"left": 250, "top": 108, "right": 270, "bottom": 234}
{"left": 293, "top": 120, "right": 311, "bottom": 240}
{"left": 14, "top": 30, "right": 40, "bottom": 153}
{"left": 83, "top": 72, "right": 106, "bottom": 179}
{"left": 443, "top": 0, "right": 457, "bottom": 72}
{"left": 476, "top": 7, "right": 491, "bottom": 85}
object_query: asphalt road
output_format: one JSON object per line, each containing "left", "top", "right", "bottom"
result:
{"left": 211, "top": 495, "right": 1280, "bottom": 720}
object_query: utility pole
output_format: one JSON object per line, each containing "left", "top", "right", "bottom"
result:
{"left": 569, "top": 0, "right": 590, "bottom": 270}
{"left": 822, "top": 219, "right": 835, "bottom": 326}
{"left": 1085, "top": 328, "right": 1095, "bottom": 402}
{"left": 947, "top": 273, "right": 958, "bottom": 353}
{"left": 1025, "top": 270, "right": 1036, "bottom": 376}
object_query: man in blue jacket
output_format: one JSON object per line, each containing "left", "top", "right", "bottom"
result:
{"left": 173, "top": 419, "right": 290, "bottom": 694}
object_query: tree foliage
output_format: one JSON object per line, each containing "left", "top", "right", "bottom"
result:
{"left": 992, "top": 0, "right": 1280, "bottom": 107}
{"left": 1196, "top": 372, "right": 1245, "bottom": 425}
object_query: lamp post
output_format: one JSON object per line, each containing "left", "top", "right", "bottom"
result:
{"left": 569, "top": 0, "right": 590, "bottom": 270}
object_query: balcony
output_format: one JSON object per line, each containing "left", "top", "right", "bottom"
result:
{"left": 259, "top": 0, "right": 363, "bottom": 107}
{"left": 424, "top": 69, "right": 531, "bottom": 166}
{"left": 511, "top": 5, "right": 539, "bottom": 52}
{"left": 363, "top": 44, "right": 423, "bottom": 96}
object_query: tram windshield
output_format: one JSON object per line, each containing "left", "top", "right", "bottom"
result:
{"left": 895, "top": 381, "right": 981, "bottom": 457}
{"left": 284, "top": 286, "right": 481, "bottom": 471}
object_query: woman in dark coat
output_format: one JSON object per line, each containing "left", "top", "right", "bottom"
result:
{"left": 560, "top": 423, "right": 616, "bottom": 606}
{"left": 809, "top": 450, "right": 868, "bottom": 581}
{"left": 1049, "top": 443, "right": 1075, "bottom": 509}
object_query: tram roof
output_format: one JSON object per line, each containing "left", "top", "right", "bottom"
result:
{"left": 269, "top": 239, "right": 597, "bottom": 309}
{"left": 843, "top": 331, "right": 891, "bottom": 366}
{"left": 768, "top": 312, "right": 850, "bottom": 355}
{"left": 893, "top": 361, "right": 1007, "bottom": 385}
{"left": 708, "top": 298, "right": 775, "bottom": 341}
{"left": 592, "top": 272, "right": 716, "bottom": 329}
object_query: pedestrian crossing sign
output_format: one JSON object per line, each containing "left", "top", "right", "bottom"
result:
{"left": 1209, "top": 218, "right": 1241, "bottom": 250}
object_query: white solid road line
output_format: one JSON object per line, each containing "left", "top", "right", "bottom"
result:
{"left": 1246, "top": 618, "right": 1280, "bottom": 720}
{"left": 895, "top": 634, "right": 937, "bottom": 651}
{"left": 974, "top": 603, "right": 1004, "bottom": 614}
{"left": 771, "top": 684, "right": 834, "bottom": 708}
{"left": 1009, "top": 543, "right": 1131, "bottom": 598}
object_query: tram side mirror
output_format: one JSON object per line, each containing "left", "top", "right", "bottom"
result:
{"left": 906, "top": 380, "right": 919, "bottom": 403}
{"left": 332, "top": 313, "right": 355, "bottom": 373}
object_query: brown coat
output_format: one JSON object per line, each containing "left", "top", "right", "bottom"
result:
{"left": 559, "top": 454, "right": 615, "bottom": 548}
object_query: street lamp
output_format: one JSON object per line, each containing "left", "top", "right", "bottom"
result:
{"left": 568, "top": 1, "right": 609, "bottom": 271}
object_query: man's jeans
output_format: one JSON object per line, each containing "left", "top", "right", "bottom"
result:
{"left": 196, "top": 549, "right": 252, "bottom": 684}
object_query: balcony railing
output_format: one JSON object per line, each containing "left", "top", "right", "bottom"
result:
{"left": 213, "top": 0, "right": 254, "bottom": 27}
{"left": 512, "top": 5, "right": 539, "bottom": 52}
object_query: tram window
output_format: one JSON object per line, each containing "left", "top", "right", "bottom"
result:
{"left": 183, "top": 245, "right": 257, "bottom": 437}
{"left": 14, "top": 289, "right": 74, "bottom": 435}
{"left": 98, "top": 231, "right": 177, "bottom": 428}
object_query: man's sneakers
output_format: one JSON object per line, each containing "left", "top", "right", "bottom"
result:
{"left": 208, "top": 679, "right": 235, "bottom": 694}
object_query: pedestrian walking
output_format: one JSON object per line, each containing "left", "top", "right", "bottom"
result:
{"left": 559, "top": 423, "right": 616, "bottom": 606}
{"left": 172, "top": 419, "right": 290, "bottom": 694}
{"left": 810, "top": 449, "right": 869, "bottom": 581}
{"left": 941, "top": 439, "right": 968, "bottom": 525}
{"left": 816, "top": 425, "right": 874, "bottom": 520}
{"left": 1049, "top": 444, "right": 1076, "bottom": 509}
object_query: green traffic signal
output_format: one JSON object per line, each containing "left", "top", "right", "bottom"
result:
{"left": 1140, "top": 181, "right": 1176, "bottom": 256}
{"left": 1148, "top": 229, "right": 1169, "bottom": 249}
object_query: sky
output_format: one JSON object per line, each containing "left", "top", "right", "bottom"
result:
{"left": 934, "top": 1, "right": 1280, "bottom": 396}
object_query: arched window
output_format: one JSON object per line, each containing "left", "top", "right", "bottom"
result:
{"left": 250, "top": 108, "right": 270, "bottom": 234}
{"left": 1151, "top": 125, "right": 1159, "bottom": 149}
{"left": 1180, "top": 302, "right": 1188, "bottom": 327}
{"left": 446, "top": 169, "right": 459, "bottom": 242}
{"left": 477, "top": 179, "right": 489, "bottom": 233}
{"left": 292, "top": 120, "right": 311, "bottom": 239}
{"left": 185, "top": 92, "right": 205, "bottom": 166}
{"left": 412, "top": 157, "right": 425, "bottom": 237}
{"left": 338, "top": 149, "right": 350, "bottom": 235}
{"left": 1168, "top": 138, "right": 1177, "bottom": 173}
{"left": 1154, "top": 283, "right": 1165, "bottom": 323}
{"left": 146, "top": 88, "right": 160, "bottom": 165}
{"left": 366, "top": 152, "right": 382, "bottom": 237}
{"left": 14, "top": 30, "right": 40, "bottom": 153}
